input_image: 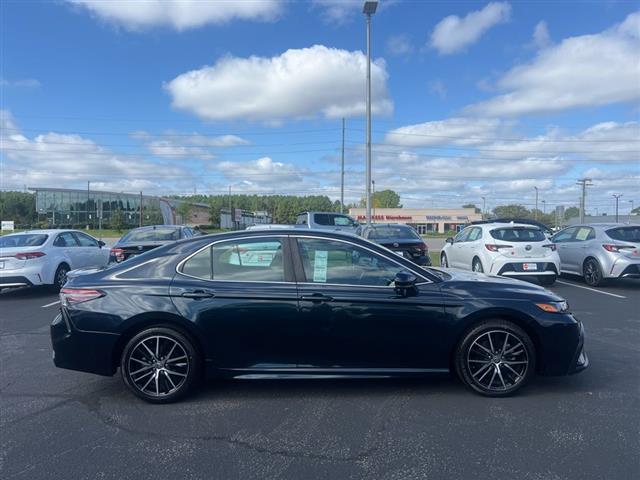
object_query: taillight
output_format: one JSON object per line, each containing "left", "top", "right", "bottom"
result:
{"left": 416, "top": 243, "right": 428, "bottom": 252}
{"left": 602, "top": 244, "right": 634, "bottom": 253}
{"left": 485, "top": 244, "right": 513, "bottom": 252}
{"left": 60, "top": 288, "right": 104, "bottom": 306}
{"left": 110, "top": 248, "right": 125, "bottom": 262}
{"left": 543, "top": 243, "right": 557, "bottom": 251}
{"left": 15, "top": 251, "right": 46, "bottom": 260}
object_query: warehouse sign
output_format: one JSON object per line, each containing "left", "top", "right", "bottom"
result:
{"left": 355, "top": 215, "right": 412, "bottom": 221}
{"left": 425, "top": 215, "right": 469, "bottom": 220}
{"left": 1, "top": 220, "right": 15, "bottom": 231}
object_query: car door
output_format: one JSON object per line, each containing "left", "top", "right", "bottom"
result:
{"left": 292, "top": 236, "right": 449, "bottom": 371}
{"left": 459, "top": 227, "right": 483, "bottom": 269}
{"left": 73, "top": 232, "right": 107, "bottom": 267}
{"left": 552, "top": 227, "right": 580, "bottom": 272}
{"left": 448, "top": 228, "right": 471, "bottom": 269}
{"left": 571, "top": 227, "right": 596, "bottom": 271}
{"left": 52, "top": 232, "right": 81, "bottom": 268}
{"left": 169, "top": 235, "right": 302, "bottom": 370}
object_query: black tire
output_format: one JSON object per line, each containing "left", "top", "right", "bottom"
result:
{"left": 472, "top": 257, "right": 484, "bottom": 273}
{"left": 455, "top": 320, "right": 536, "bottom": 397}
{"left": 50, "top": 264, "right": 70, "bottom": 292}
{"left": 583, "top": 258, "right": 605, "bottom": 287}
{"left": 538, "top": 275, "right": 556, "bottom": 286}
{"left": 440, "top": 253, "right": 449, "bottom": 268}
{"left": 120, "top": 326, "right": 201, "bottom": 403}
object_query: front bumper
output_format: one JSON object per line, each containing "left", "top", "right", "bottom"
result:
{"left": 51, "top": 311, "right": 119, "bottom": 376}
{"left": 568, "top": 321, "right": 588, "bottom": 374}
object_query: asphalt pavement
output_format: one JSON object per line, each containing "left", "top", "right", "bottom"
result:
{"left": 1, "top": 277, "right": 638, "bottom": 480}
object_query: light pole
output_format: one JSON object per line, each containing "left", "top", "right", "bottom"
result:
{"left": 534, "top": 186, "right": 539, "bottom": 220}
{"left": 613, "top": 194, "right": 622, "bottom": 222}
{"left": 542, "top": 199, "right": 546, "bottom": 215}
{"left": 630, "top": 200, "right": 635, "bottom": 223}
{"left": 481, "top": 196, "right": 486, "bottom": 219}
{"left": 363, "top": 1, "right": 378, "bottom": 226}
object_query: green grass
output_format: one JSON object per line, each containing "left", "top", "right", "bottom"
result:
{"left": 429, "top": 251, "right": 441, "bottom": 267}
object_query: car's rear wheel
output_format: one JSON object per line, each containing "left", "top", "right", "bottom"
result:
{"left": 440, "top": 253, "right": 449, "bottom": 268}
{"left": 121, "top": 326, "right": 201, "bottom": 403}
{"left": 583, "top": 258, "right": 604, "bottom": 287}
{"left": 50, "top": 264, "right": 70, "bottom": 292}
{"left": 472, "top": 257, "right": 484, "bottom": 273}
{"left": 455, "top": 320, "right": 536, "bottom": 397}
{"left": 538, "top": 275, "right": 556, "bottom": 286}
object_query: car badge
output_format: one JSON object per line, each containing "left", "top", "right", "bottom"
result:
{"left": 138, "top": 245, "right": 143, "bottom": 251}
{"left": 525, "top": 245, "right": 532, "bottom": 251}
{"left": 393, "top": 242, "right": 399, "bottom": 248}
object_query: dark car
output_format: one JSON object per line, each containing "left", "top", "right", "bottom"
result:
{"left": 109, "top": 225, "right": 201, "bottom": 263}
{"left": 52, "top": 229, "right": 587, "bottom": 403}
{"left": 357, "top": 223, "right": 431, "bottom": 266}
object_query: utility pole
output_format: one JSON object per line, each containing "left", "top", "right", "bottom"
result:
{"left": 629, "top": 200, "right": 635, "bottom": 223}
{"left": 87, "top": 180, "right": 91, "bottom": 229}
{"left": 139, "top": 191, "right": 143, "bottom": 227}
{"left": 481, "top": 196, "right": 486, "bottom": 219}
{"left": 363, "top": 1, "right": 378, "bottom": 226}
{"left": 372, "top": 180, "right": 376, "bottom": 219}
{"left": 542, "top": 200, "right": 546, "bottom": 214}
{"left": 613, "top": 194, "right": 623, "bottom": 223}
{"left": 534, "top": 186, "right": 539, "bottom": 220}
{"left": 341, "top": 117, "right": 345, "bottom": 214}
{"left": 576, "top": 178, "right": 593, "bottom": 224}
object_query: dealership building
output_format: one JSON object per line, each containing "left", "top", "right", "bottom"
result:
{"left": 348, "top": 208, "right": 482, "bottom": 233}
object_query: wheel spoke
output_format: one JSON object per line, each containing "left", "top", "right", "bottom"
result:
{"left": 501, "top": 333, "right": 510, "bottom": 355}
{"left": 487, "top": 333, "right": 495, "bottom": 353}
{"left": 141, "top": 341, "right": 156, "bottom": 359}
{"left": 132, "top": 369, "right": 154, "bottom": 383}
{"left": 487, "top": 367, "right": 497, "bottom": 388}
{"left": 130, "top": 357, "right": 151, "bottom": 366}
{"left": 130, "top": 365, "right": 152, "bottom": 376}
{"left": 496, "top": 366, "right": 507, "bottom": 389}
{"left": 472, "top": 342, "right": 493, "bottom": 356}
{"left": 155, "top": 337, "right": 160, "bottom": 358}
{"left": 166, "top": 355, "right": 187, "bottom": 364}
{"left": 503, "top": 360, "right": 528, "bottom": 365}
{"left": 154, "top": 370, "right": 160, "bottom": 395}
{"left": 163, "top": 370, "right": 177, "bottom": 390}
{"left": 502, "top": 363, "right": 522, "bottom": 378}
{"left": 140, "top": 371, "right": 156, "bottom": 392}
{"left": 504, "top": 342, "right": 523, "bottom": 355}
{"left": 475, "top": 363, "right": 493, "bottom": 382}
{"left": 164, "top": 369, "right": 187, "bottom": 378}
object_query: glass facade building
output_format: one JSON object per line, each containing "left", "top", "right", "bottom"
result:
{"left": 33, "top": 188, "right": 166, "bottom": 228}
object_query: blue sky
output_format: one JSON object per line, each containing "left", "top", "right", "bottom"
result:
{"left": 1, "top": 0, "right": 638, "bottom": 214}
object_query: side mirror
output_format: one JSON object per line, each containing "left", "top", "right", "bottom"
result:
{"left": 98, "top": 240, "right": 106, "bottom": 248}
{"left": 394, "top": 271, "right": 417, "bottom": 297}
{"left": 446, "top": 237, "right": 454, "bottom": 244}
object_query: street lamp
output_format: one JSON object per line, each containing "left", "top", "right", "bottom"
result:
{"left": 363, "top": 1, "right": 378, "bottom": 226}
{"left": 613, "top": 193, "right": 623, "bottom": 223}
{"left": 630, "top": 200, "right": 635, "bottom": 223}
{"left": 534, "top": 186, "right": 539, "bottom": 220}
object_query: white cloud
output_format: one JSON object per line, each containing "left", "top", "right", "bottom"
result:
{"left": 0, "top": 78, "right": 41, "bottom": 88}
{"left": 67, "top": 0, "right": 283, "bottom": 30}
{"left": 165, "top": 45, "right": 393, "bottom": 122}
{"left": 532, "top": 21, "right": 551, "bottom": 49}
{"left": 132, "top": 131, "right": 249, "bottom": 159}
{"left": 430, "top": 2, "right": 512, "bottom": 54}
{"left": 311, "top": 0, "right": 398, "bottom": 24}
{"left": 385, "top": 117, "right": 504, "bottom": 147}
{"left": 386, "top": 34, "right": 413, "bottom": 56}
{"left": 466, "top": 12, "right": 640, "bottom": 116}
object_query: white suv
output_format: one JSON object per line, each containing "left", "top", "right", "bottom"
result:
{"left": 440, "top": 222, "right": 560, "bottom": 286}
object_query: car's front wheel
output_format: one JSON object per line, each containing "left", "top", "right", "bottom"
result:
{"left": 440, "top": 253, "right": 449, "bottom": 268}
{"left": 50, "top": 263, "right": 70, "bottom": 292}
{"left": 455, "top": 320, "right": 536, "bottom": 397}
{"left": 121, "top": 326, "right": 201, "bottom": 403}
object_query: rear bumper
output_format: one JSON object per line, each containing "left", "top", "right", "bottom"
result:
{"left": 51, "top": 312, "right": 119, "bottom": 376}
{"left": 0, "top": 275, "right": 35, "bottom": 288}
{"left": 495, "top": 261, "right": 559, "bottom": 277}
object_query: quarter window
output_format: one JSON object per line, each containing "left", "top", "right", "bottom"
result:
{"left": 467, "top": 227, "right": 483, "bottom": 242}
{"left": 54, "top": 232, "right": 79, "bottom": 247}
{"left": 296, "top": 238, "right": 403, "bottom": 287}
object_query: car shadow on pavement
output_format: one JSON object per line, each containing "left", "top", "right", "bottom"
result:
{"left": 0, "top": 286, "right": 57, "bottom": 300}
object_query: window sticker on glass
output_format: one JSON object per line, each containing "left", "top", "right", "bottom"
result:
{"left": 313, "top": 250, "right": 328, "bottom": 282}
{"left": 575, "top": 228, "right": 591, "bottom": 241}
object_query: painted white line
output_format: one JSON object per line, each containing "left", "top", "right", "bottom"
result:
{"left": 41, "top": 300, "right": 61, "bottom": 308}
{"left": 555, "top": 280, "right": 627, "bottom": 299}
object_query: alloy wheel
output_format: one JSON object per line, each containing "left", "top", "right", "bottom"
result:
{"left": 441, "top": 254, "right": 448, "bottom": 268}
{"left": 127, "top": 335, "right": 190, "bottom": 397}
{"left": 472, "top": 259, "right": 484, "bottom": 273}
{"left": 55, "top": 265, "right": 69, "bottom": 289}
{"left": 466, "top": 330, "right": 529, "bottom": 392}
{"left": 584, "top": 260, "right": 601, "bottom": 286}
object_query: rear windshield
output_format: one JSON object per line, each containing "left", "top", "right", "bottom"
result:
{"left": 368, "top": 226, "right": 421, "bottom": 240}
{"left": 313, "top": 214, "right": 355, "bottom": 227}
{"left": 0, "top": 234, "right": 48, "bottom": 248}
{"left": 490, "top": 227, "right": 545, "bottom": 242}
{"left": 120, "top": 228, "right": 180, "bottom": 243}
{"left": 605, "top": 226, "right": 640, "bottom": 243}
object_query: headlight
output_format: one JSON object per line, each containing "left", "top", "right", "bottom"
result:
{"left": 535, "top": 301, "right": 569, "bottom": 313}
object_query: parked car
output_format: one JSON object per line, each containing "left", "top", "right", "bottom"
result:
{"left": 357, "top": 223, "right": 431, "bottom": 266}
{"left": 295, "top": 211, "right": 359, "bottom": 233}
{"left": 109, "top": 225, "right": 201, "bottom": 263}
{"left": 440, "top": 222, "right": 560, "bottom": 286}
{"left": 51, "top": 228, "right": 587, "bottom": 403}
{"left": 473, "top": 218, "right": 554, "bottom": 238}
{"left": 552, "top": 223, "right": 640, "bottom": 286}
{"left": 0, "top": 229, "right": 109, "bottom": 291}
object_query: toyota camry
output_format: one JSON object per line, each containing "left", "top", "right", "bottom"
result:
{"left": 51, "top": 229, "right": 587, "bottom": 403}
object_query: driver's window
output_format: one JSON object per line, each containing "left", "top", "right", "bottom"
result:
{"left": 552, "top": 227, "right": 577, "bottom": 243}
{"left": 454, "top": 228, "right": 470, "bottom": 243}
{"left": 297, "top": 238, "right": 400, "bottom": 286}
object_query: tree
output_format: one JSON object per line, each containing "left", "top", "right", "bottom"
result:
{"left": 0, "top": 191, "right": 36, "bottom": 226}
{"left": 463, "top": 203, "right": 481, "bottom": 214}
{"left": 110, "top": 209, "right": 125, "bottom": 232}
{"left": 175, "top": 202, "right": 194, "bottom": 224}
{"left": 564, "top": 206, "right": 579, "bottom": 220}
{"left": 360, "top": 189, "right": 402, "bottom": 208}
{"left": 492, "top": 204, "right": 531, "bottom": 219}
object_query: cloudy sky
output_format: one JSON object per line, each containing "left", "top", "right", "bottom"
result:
{"left": 1, "top": 0, "right": 638, "bottom": 214}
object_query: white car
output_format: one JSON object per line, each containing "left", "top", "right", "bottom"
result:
{"left": 0, "top": 229, "right": 110, "bottom": 291}
{"left": 440, "top": 222, "right": 561, "bottom": 286}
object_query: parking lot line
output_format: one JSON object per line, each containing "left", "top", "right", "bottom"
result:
{"left": 41, "top": 300, "right": 61, "bottom": 308}
{"left": 555, "top": 280, "right": 627, "bottom": 299}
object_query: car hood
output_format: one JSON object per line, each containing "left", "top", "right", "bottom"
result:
{"left": 436, "top": 267, "right": 563, "bottom": 302}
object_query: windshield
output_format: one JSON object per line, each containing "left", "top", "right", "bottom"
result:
{"left": 0, "top": 234, "right": 48, "bottom": 248}
{"left": 120, "top": 228, "right": 180, "bottom": 243}
{"left": 490, "top": 227, "right": 546, "bottom": 242}
{"left": 369, "top": 226, "right": 421, "bottom": 241}
{"left": 313, "top": 214, "right": 355, "bottom": 226}
{"left": 605, "top": 226, "right": 640, "bottom": 243}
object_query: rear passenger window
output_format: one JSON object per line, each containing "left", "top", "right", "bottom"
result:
{"left": 182, "top": 247, "right": 212, "bottom": 279}
{"left": 54, "top": 232, "right": 79, "bottom": 247}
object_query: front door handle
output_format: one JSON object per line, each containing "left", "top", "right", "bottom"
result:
{"left": 300, "top": 293, "right": 334, "bottom": 303}
{"left": 181, "top": 290, "right": 215, "bottom": 299}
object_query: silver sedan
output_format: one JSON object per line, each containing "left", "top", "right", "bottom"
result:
{"left": 551, "top": 223, "right": 640, "bottom": 286}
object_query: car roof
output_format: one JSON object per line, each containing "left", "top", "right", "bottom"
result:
{"left": 126, "top": 225, "right": 182, "bottom": 231}
{"left": 570, "top": 223, "right": 633, "bottom": 228}
{"left": 10, "top": 229, "right": 77, "bottom": 235}
{"left": 366, "top": 223, "right": 412, "bottom": 228}
{"left": 476, "top": 222, "right": 543, "bottom": 229}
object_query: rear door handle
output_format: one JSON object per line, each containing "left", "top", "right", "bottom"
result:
{"left": 300, "top": 293, "right": 334, "bottom": 303}
{"left": 181, "top": 290, "right": 215, "bottom": 299}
